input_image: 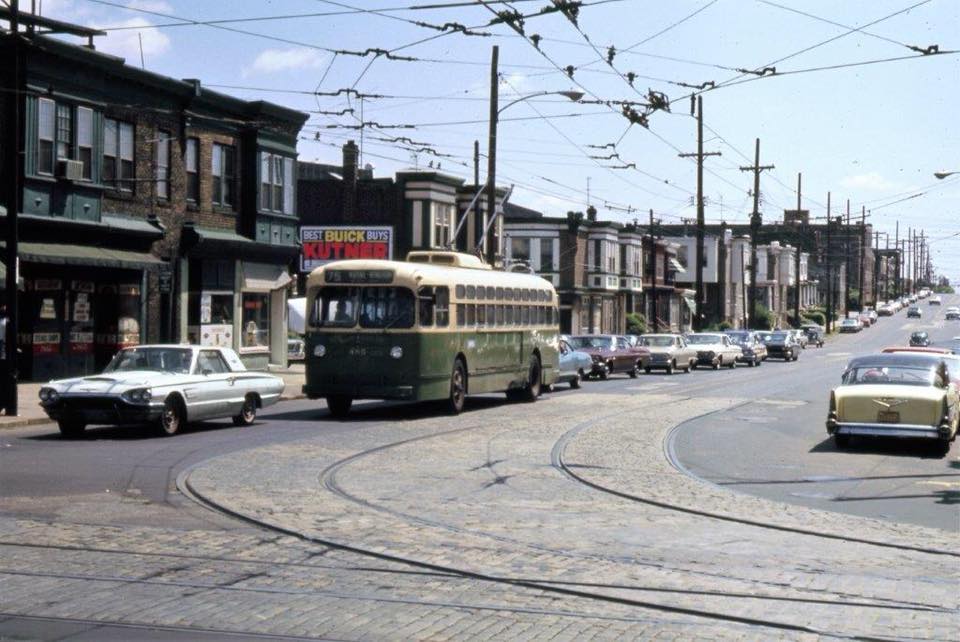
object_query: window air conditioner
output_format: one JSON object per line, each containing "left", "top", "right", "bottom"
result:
{"left": 56, "top": 159, "right": 84, "bottom": 181}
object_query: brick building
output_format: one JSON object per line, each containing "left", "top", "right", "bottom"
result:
{"left": 1, "top": 29, "right": 306, "bottom": 379}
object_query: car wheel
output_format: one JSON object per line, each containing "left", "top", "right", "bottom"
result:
{"left": 834, "top": 433, "right": 850, "bottom": 449}
{"left": 628, "top": 362, "right": 639, "bottom": 378}
{"left": 687, "top": 359, "right": 695, "bottom": 373}
{"left": 712, "top": 358, "right": 720, "bottom": 370}
{"left": 519, "top": 354, "right": 542, "bottom": 402}
{"left": 598, "top": 366, "right": 609, "bottom": 380}
{"left": 748, "top": 359, "right": 755, "bottom": 367}
{"left": 644, "top": 367, "right": 651, "bottom": 374}
{"left": 570, "top": 370, "right": 583, "bottom": 389}
{"left": 447, "top": 358, "right": 467, "bottom": 414}
{"left": 57, "top": 419, "right": 86, "bottom": 438}
{"left": 934, "top": 439, "right": 951, "bottom": 456}
{"left": 666, "top": 360, "right": 675, "bottom": 375}
{"left": 232, "top": 395, "right": 258, "bottom": 426}
{"left": 327, "top": 395, "right": 353, "bottom": 418}
{"left": 728, "top": 358, "right": 736, "bottom": 369}
{"left": 158, "top": 396, "right": 185, "bottom": 437}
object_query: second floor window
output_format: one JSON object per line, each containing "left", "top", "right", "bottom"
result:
{"left": 259, "top": 152, "right": 294, "bottom": 214}
{"left": 511, "top": 237, "right": 530, "bottom": 262}
{"left": 56, "top": 103, "right": 72, "bottom": 161}
{"left": 433, "top": 204, "right": 453, "bottom": 248}
{"left": 185, "top": 138, "right": 199, "bottom": 202}
{"left": 103, "top": 118, "right": 135, "bottom": 191}
{"left": 77, "top": 107, "right": 93, "bottom": 180}
{"left": 155, "top": 131, "right": 170, "bottom": 200}
{"left": 540, "top": 239, "right": 554, "bottom": 271}
{"left": 212, "top": 143, "right": 236, "bottom": 208}
{"left": 37, "top": 99, "right": 55, "bottom": 175}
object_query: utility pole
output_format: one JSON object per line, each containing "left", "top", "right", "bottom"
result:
{"left": 894, "top": 221, "right": 900, "bottom": 298}
{"left": 678, "top": 96, "right": 720, "bottom": 331}
{"left": 872, "top": 229, "right": 879, "bottom": 304}
{"left": 857, "top": 205, "right": 877, "bottom": 310}
{"left": 485, "top": 45, "right": 499, "bottom": 263}
{"left": 825, "top": 192, "right": 833, "bottom": 334}
{"left": 3, "top": 0, "right": 22, "bottom": 415}
{"left": 739, "top": 138, "right": 774, "bottom": 329}
{"left": 793, "top": 172, "right": 802, "bottom": 326}
{"left": 844, "top": 199, "right": 851, "bottom": 313}
{"left": 907, "top": 227, "right": 913, "bottom": 295}
{"left": 648, "top": 208, "right": 659, "bottom": 333}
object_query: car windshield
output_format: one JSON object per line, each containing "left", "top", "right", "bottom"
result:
{"left": 313, "top": 286, "right": 415, "bottom": 329}
{"left": 641, "top": 336, "right": 675, "bottom": 347}
{"left": 104, "top": 347, "right": 193, "bottom": 374}
{"left": 842, "top": 319, "right": 858, "bottom": 325}
{"left": 760, "top": 332, "right": 787, "bottom": 342}
{"left": 569, "top": 336, "right": 614, "bottom": 349}
{"left": 842, "top": 365, "right": 936, "bottom": 386}
{"left": 726, "top": 332, "right": 751, "bottom": 344}
{"left": 686, "top": 335, "right": 723, "bottom": 345}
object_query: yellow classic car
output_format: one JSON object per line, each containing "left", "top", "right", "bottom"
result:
{"left": 826, "top": 352, "right": 959, "bottom": 453}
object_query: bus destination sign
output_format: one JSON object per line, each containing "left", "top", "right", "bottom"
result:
{"left": 324, "top": 269, "right": 394, "bottom": 284}
{"left": 301, "top": 225, "right": 393, "bottom": 272}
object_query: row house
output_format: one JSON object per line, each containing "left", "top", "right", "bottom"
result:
{"left": 1, "top": 30, "right": 307, "bottom": 380}
{"left": 504, "top": 207, "right": 688, "bottom": 335}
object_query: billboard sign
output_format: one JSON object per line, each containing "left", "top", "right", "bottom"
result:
{"left": 300, "top": 225, "right": 393, "bottom": 272}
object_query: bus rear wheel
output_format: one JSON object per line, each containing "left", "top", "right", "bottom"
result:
{"left": 327, "top": 395, "right": 352, "bottom": 418}
{"left": 447, "top": 359, "right": 467, "bottom": 415}
{"left": 522, "top": 354, "right": 542, "bottom": 402}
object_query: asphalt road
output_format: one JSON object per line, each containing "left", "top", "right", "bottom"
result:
{"left": 672, "top": 294, "right": 960, "bottom": 531}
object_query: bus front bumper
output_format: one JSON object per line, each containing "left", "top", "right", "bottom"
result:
{"left": 303, "top": 383, "right": 416, "bottom": 400}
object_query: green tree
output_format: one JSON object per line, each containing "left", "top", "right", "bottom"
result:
{"left": 625, "top": 312, "right": 647, "bottom": 334}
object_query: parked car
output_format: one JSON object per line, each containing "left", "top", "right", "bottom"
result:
{"left": 929, "top": 296, "right": 942, "bottom": 305}
{"left": 724, "top": 330, "right": 767, "bottom": 366}
{"left": 554, "top": 339, "right": 593, "bottom": 389}
{"left": 862, "top": 307, "right": 879, "bottom": 324}
{"left": 566, "top": 335, "right": 650, "bottom": 379}
{"left": 37, "top": 345, "right": 285, "bottom": 437}
{"left": 790, "top": 328, "right": 809, "bottom": 348}
{"left": 287, "top": 336, "right": 306, "bottom": 361}
{"left": 907, "top": 306, "right": 922, "bottom": 318}
{"left": 909, "top": 331, "right": 931, "bottom": 347}
{"left": 636, "top": 334, "right": 698, "bottom": 374}
{"left": 826, "top": 352, "right": 958, "bottom": 453}
{"left": 877, "top": 304, "right": 894, "bottom": 316}
{"left": 858, "top": 312, "right": 872, "bottom": 328}
{"left": 839, "top": 318, "right": 862, "bottom": 333}
{"left": 945, "top": 307, "right": 960, "bottom": 321}
{"left": 804, "top": 326, "right": 825, "bottom": 347}
{"left": 685, "top": 333, "right": 743, "bottom": 369}
{"left": 756, "top": 331, "right": 801, "bottom": 361}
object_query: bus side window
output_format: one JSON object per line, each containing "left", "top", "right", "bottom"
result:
{"left": 496, "top": 304, "right": 504, "bottom": 326}
{"left": 505, "top": 305, "right": 514, "bottom": 325}
{"left": 486, "top": 304, "right": 495, "bottom": 326}
{"left": 456, "top": 284, "right": 465, "bottom": 299}
{"left": 456, "top": 303, "right": 464, "bottom": 326}
{"left": 522, "top": 306, "right": 530, "bottom": 325}
{"left": 466, "top": 304, "right": 476, "bottom": 326}
{"left": 467, "top": 285, "right": 476, "bottom": 299}
{"left": 418, "top": 286, "right": 434, "bottom": 326}
{"left": 436, "top": 287, "right": 449, "bottom": 327}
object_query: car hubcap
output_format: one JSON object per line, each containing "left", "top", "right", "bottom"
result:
{"left": 243, "top": 402, "right": 255, "bottom": 422}
{"left": 453, "top": 369, "right": 464, "bottom": 405}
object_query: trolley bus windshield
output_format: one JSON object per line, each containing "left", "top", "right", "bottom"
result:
{"left": 313, "top": 286, "right": 415, "bottom": 329}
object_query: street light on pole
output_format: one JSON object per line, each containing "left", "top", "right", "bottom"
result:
{"left": 485, "top": 45, "right": 583, "bottom": 263}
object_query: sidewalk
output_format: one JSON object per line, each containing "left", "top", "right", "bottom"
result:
{"left": 0, "top": 364, "right": 307, "bottom": 430}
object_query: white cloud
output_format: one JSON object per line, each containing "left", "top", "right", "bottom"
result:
{"left": 244, "top": 48, "right": 326, "bottom": 77}
{"left": 839, "top": 172, "right": 901, "bottom": 191}
{"left": 89, "top": 17, "right": 171, "bottom": 64}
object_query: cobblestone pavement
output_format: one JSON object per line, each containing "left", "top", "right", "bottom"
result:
{"left": 2, "top": 385, "right": 957, "bottom": 640}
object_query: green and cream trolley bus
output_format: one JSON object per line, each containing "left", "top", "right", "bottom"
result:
{"left": 303, "top": 251, "right": 560, "bottom": 416}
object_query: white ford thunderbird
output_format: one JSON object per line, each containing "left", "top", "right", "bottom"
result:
{"left": 38, "top": 345, "right": 285, "bottom": 437}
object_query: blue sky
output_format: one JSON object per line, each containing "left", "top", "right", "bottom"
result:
{"left": 39, "top": 0, "right": 960, "bottom": 284}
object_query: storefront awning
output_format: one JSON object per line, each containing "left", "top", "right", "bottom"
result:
{"left": 243, "top": 262, "right": 292, "bottom": 291}
{"left": 182, "top": 225, "right": 299, "bottom": 262}
{"left": 15, "top": 242, "right": 165, "bottom": 271}
{"left": 669, "top": 258, "right": 686, "bottom": 274}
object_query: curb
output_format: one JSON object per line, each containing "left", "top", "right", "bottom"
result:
{"left": 0, "top": 417, "right": 53, "bottom": 431}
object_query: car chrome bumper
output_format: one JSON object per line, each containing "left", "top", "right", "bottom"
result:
{"left": 829, "top": 421, "right": 943, "bottom": 439}
{"left": 43, "top": 398, "right": 163, "bottom": 425}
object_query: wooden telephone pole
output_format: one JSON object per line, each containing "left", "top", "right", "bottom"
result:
{"left": 678, "top": 96, "right": 720, "bottom": 331}
{"left": 738, "top": 139, "right": 774, "bottom": 328}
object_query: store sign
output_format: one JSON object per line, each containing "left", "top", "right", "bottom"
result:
{"left": 69, "top": 331, "right": 94, "bottom": 354}
{"left": 33, "top": 332, "right": 60, "bottom": 355}
{"left": 201, "top": 324, "right": 232, "bottom": 348}
{"left": 300, "top": 226, "right": 393, "bottom": 272}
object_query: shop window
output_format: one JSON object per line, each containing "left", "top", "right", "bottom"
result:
{"left": 213, "top": 143, "right": 236, "bottom": 208}
{"left": 242, "top": 293, "right": 270, "bottom": 349}
{"left": 186, "top": 138, "right": 200, "bottom": 203}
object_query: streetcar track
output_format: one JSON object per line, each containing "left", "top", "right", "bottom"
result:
{"left": 182, "top": 466, "right": 922, "bottom": 641}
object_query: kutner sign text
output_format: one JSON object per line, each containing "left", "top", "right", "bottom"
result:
{"left": 300, "top": 226, "right": 393, "bottom": 271}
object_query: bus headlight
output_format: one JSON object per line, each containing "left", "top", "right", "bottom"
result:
{"left": 390, "top": 346, "right": 403, "bottom": 359}
{"left": 314, "top": 345, "right": 326, "bottom": 357}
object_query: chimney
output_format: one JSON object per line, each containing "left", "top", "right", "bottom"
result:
{"left": 342, "top": 141, "right": 358, "bottom": 219}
